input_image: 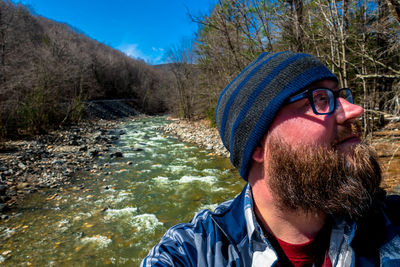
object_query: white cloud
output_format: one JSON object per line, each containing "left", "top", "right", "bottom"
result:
{"left": 119, "top": 44, "right": 147, "bottom": 61}
{"left": 118, "top": 44, "right": 164, "bottom": 65}
{"left": 152, "top": 47, "right": 164, "bottom": 52}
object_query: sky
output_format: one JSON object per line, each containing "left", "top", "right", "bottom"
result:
{"left": 15, "top": 0, "right": 216, "bottom": 65}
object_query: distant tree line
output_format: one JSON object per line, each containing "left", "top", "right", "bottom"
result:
{"left": 167, "top": 0, "right": 400, "bottom": 134}
{"left": 0, "top": 0, "right": 171, "bottom": 138}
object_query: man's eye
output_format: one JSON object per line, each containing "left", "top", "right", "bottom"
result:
{"left": 313, "top": 92, "right": 329, "bottom": 104}
{"left": 315, "top": 95, "right": 328, "bottom": 103}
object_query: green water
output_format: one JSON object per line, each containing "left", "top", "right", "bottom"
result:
{"left": 0, "top": 117, "right": 245, "bottom": 266}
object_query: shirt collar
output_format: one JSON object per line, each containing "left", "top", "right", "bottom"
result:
{"left": 243, "top": 184, "right": 278, "bottom": 266}
{"left": 243, "top": 184, "right": 275, "bottom": 252}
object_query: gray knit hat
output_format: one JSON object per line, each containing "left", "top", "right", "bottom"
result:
{"left": 216, "top": 51, "right": 338, "bottom": 180}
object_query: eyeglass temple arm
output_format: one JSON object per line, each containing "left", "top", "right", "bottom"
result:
{"left": 287, "top": 91, "right": 308, "bottom": 104}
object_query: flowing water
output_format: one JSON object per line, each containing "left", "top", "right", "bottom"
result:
{"left": 0, "top": 117, "right": 245, "bottom": 266}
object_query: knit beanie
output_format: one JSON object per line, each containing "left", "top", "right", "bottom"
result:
{"left": 216, "top": 51, "right": 338, "bottom": 180}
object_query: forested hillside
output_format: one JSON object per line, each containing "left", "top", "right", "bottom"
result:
{"left": 168, "top": 0, "right": 400, "bottom": 135}
{"left": 0, "top": 1, "right": 171, "bottom": 137}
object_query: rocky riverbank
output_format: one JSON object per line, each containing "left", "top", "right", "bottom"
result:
{"left": 163, "top": 118, "right": 229, "bottom": 158}
{"left": 0, "top": 100, "right": 143, "bottom": 216}
{"left": 0, "top": 118, "right": 134, "bottom": 216}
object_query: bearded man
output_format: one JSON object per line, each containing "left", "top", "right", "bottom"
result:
{"left": 142, "top": 51, "right": 400, "bottom": 266}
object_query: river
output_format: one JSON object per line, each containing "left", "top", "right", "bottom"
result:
{"left": 0, "top": 117, "right": 245, "bottom": 266}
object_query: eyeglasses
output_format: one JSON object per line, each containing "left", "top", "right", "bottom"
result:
{"left": 286, "top": 88, "right": 354, "bottom": 115}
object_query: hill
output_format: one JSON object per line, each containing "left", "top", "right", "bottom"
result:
{"left": 0, "top": 1, "right": 170, "bottom": 137}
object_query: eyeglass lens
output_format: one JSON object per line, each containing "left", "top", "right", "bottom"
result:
{"left": 339, "top": 89, "right": 353, "bottom": 103}
{"left": 312, "top": 89, "right": 333, "bottom": 113}
{"left": 312, "top": 88, "right": 353, "bottom": 114}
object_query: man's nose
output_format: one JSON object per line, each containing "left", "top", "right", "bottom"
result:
{"left": 335, "top": 97, "right": 364, "bottom": 124}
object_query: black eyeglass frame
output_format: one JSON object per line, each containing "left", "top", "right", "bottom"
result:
{"left": 286, "top": 88, "right": 354, "bottom": 115}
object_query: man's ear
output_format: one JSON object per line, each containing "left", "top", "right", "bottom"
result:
{"left": 252, "top": 144, "right": 265, "bottom": 163}
{"left": 252, "top": 135, "right": 268, "bottom": 163}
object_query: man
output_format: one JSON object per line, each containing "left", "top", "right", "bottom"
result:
{"left": 142, "top": 51, "right": 400, "bottom": 266}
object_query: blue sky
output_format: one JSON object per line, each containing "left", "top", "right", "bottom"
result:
{"left": 16, "top": 0, "right": 216, "bottom": 65}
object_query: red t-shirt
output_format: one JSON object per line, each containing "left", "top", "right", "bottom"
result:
{"left": 267, "top": 224, "right": 332, "bottom": 267}
{"left": 275, "top": 236, "right": 332, "bottom": 267}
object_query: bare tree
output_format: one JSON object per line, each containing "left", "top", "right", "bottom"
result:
{"left": 167, "top": 39, "right": 198, "bottom": 119}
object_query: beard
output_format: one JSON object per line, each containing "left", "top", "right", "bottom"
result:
{"left": 266, "top": 126, "right": 382, "bottom": 221}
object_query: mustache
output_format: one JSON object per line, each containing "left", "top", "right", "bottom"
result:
{"left": 332, "top": 122, "right": 362, "bottom": 148}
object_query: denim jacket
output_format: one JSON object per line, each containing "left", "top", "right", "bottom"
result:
{"left": 142, "top": 184, "right": 400, "bottom": 266}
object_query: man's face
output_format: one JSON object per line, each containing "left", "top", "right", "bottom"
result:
{"left": 261, "top": 79, "right": 382, "bottom": 219}
{"left": 267, "top": 79, "right": 363, "bottom": 153}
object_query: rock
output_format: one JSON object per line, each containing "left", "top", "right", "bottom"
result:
{"left": 18, "top": 162, "right": 27, "bottom": 170}
{"left": 0, "top": 214, "right": 9, "bottom": 220}
{"left": 101, "top": 206, "right": 109, "bottom": 212}
{"left": 95, "top": 131, "right": 104, "bottom": 136}
{"left": 16, "top": 183, "right": 29, "bottom": 190}
{"left": 8, "top": 189, "right": 17, "bottom": 196}
{"left": 76, "top": 232, "right": 85, "bottom": 238}
{"left": 51, "top": 160, "right": 63, "bottom": 165}
{"left": 127, "top": 161, "right": 133, "bottom": 165}
{"left": 17, "top": 155, "right": 27, "bottom": 161}
{"left": 63, "top": 169, "right": 73, "bottom": 176}
{"left": 133, "top": 147, "right": 144, "bottom": 152}
{"left": 0, "top": 203, "right": 7, "bottom": 212}
{"left": 0, "top": 196, "right": 10, "bottom": 203}
{"left": 3, "top": 169, "right": 13, "bottom": 176}
{"left": 111, "top": 152, "right": 123, "bottom": 158}
{"left": 69, "top": 140, "right": 79, "bottom": 146}
{"left": 0, "top": 185, "right": 7, "bottom": 195}
{"left": 89, "top": 149, "right": 99, "bottom": 157}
